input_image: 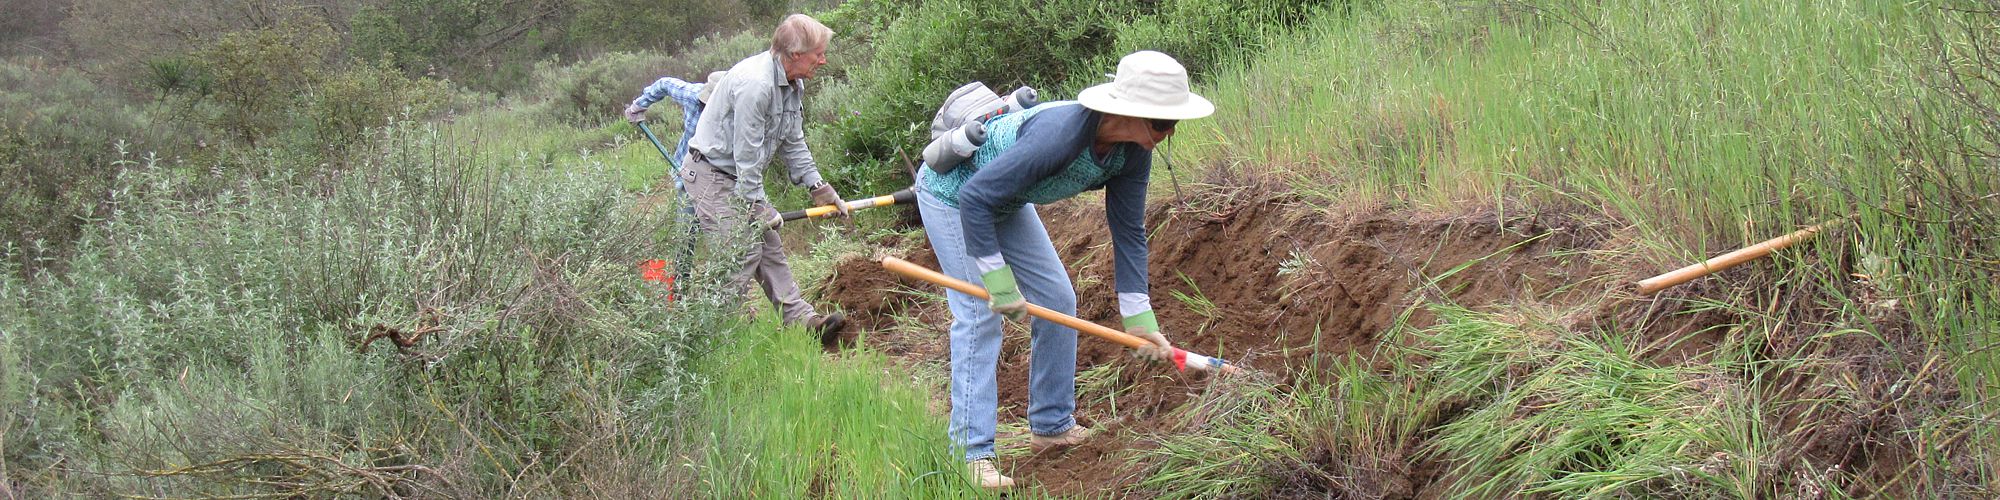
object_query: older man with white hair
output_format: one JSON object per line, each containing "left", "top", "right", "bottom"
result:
{"left": 681, "top": 14, "right": 848, "bottom": 342}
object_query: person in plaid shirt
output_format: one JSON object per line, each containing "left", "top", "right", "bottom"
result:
{"left": 625, "top": 70, "right": 726, "bottom": 195}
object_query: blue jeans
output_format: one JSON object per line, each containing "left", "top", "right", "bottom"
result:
{"left": 917, "top": 189, "right": 1079, "bottom": 463}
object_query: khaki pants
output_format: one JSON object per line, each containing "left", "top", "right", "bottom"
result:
{"left": 680, "top": 153, "right": 817, "bottom": 324}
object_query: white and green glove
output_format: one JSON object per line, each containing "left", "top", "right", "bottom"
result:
{"left": 981, "top": 265, "right": 1027, "bottom": 321}
{"left": 1122, "top": 310, "right": 1175, "bottom": 364}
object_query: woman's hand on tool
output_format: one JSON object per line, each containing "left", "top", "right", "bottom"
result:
{"left": 980, "top": 266, "right": 1027, "bottom": 321}
{"left": 1122, "top": 311, "right": 1174, "bottom": 362}
{"left": 623, "top": 104, "right": 648, "bottom": 123}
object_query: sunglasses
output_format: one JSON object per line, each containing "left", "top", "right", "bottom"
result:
{"left": 1149, "top": 119, "right": 1178, "bottom": 133}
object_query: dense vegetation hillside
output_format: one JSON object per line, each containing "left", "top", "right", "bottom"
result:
{"left": 2, "top": 0, "right": 1994, "bottom": 497}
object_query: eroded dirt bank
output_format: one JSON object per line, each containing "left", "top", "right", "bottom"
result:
{"left": 815, "top": 188, "right": 1937, "bottom": 497}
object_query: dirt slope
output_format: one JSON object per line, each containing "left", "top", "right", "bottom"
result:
{"left": 818, "top": 189, "right": 1625, "bottom": 496}
{"left": 816, "top": 179, "right": 1952, "bottom": 498}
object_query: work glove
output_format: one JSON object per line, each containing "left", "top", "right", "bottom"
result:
{"left": 1122, "top": 311, "right": 1175, "bottom": 364}
{"left": 981, "top": 265, "right": 1027, "bottom": 321}
{"left": 751, "top": 202, "right": 783, "bottom": 230}
{"left": 623, "top": 104, "right": 649, "bottom": 123}
{"left": 808, "top": 182, "right": 850, "bottom": 217}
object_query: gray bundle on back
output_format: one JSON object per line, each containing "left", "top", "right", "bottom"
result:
{"left": 922, "top": 82, "right": 1040, "bottom": 173}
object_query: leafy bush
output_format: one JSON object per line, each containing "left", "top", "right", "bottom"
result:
{"left": 816, "top": 0, "right": 1339, "bottom": 193}
{"left": 346, "top": 0, "right": 784, "bottom": 93}
{"left": 565, "top": 0, "right": 755, "bottom": 53}
{"left": 157, "top": 15, "right": 457, "bottom": 163}
{"left": 195, "top": 18, "right": 340, "bottom": 146}
{"left": 822, "top": 0, "right": 1120, "bottom": 165}
{"left": 0, "top": 119, "right": 735, "bottom": 495}
{"left": 294, "top": 61, "right": 456, "bottom": 157}
{"left": 525, "top": 33, "right": 764, "bottom": 128}
{"left": 347, "top": 0, "right": 488, "bottom": 77}
{"left": 529, "top": 51, "right": 676, "bottom": 127}
{"left": 0, "top": 57, "right": 193, "bottom": 270}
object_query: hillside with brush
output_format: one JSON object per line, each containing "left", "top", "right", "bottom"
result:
{"left": 2, "top": 0, "right": 1995, "bottom": 498}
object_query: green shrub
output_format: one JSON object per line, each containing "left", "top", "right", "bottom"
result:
{"left": 518, "top": 32, "right": 766, "bottom": 129}
{"left": 0, "top": 119, "right": 734, "bottom": 495}
{"left": 823, "top": 0, "right": 1123, "bottom": 165}
{"left": 0, "top": 57, "right": 193, "bottom": 270}
{"left": 816, "top": 0, "right": 1338, "bottom": 193}
{"left": 347, "top": 0, "right": 476, "bottom": 77}
{"left": 565, "top": 0, "right": 753, "bottom": 52}
{"left": 529, "top": 51, "right": 677, "bottom": 127}
{"left": 0, "top": 265, "right": 46, "bottom": 476}
{"left": 194, "top": 18, "right": 340, "bottom": 146}
{"left": 159, "top": 16, "right": 457, "bottom": 164}
{"left": 294, "top": 61, "right": 456, "bottom": 157}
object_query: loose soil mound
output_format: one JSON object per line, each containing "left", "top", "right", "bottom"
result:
{"left": 818, "top": 184, "right": 1952, "bottom": 498}
{"left": 819, "top": 191, "right": 1617, "bottom": 496}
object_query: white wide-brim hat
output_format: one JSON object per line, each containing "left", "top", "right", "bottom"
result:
{"left": 1077, "top": 50, "right": 1214, "bottom": 121}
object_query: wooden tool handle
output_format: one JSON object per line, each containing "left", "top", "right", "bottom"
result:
{"left": 882, "top": 257, "right": 1149, "bottom": 349}
{"left": 1636, "top": 216, "right": 1852, "bottom": 294}
{"left": 882, "top": 257, "right": 1242, "bottom": 374}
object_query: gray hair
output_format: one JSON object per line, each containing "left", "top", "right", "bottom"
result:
{"left": 771, "top": 14, "right": 833, "bottom": 57}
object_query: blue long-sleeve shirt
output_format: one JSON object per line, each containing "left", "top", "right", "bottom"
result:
{"left": 950, "top": 104, "right": 1153, "bottom": 309}
{"left": 632, "top": 76, "right": 705, "bottom": 182}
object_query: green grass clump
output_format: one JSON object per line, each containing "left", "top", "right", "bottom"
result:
{"left": 1417, "top": 306, "right": 1721, "bottom": 498}
{"left": 687, "top": 318, "right": 972, "bottom": 498}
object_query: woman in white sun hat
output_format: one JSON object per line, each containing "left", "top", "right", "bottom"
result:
{"left": 914, "top": 50, "right": 1213, "bottom": 489}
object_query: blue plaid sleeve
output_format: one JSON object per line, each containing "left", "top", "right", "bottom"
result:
{"left": 632, "top": 77, "right": 703, "bottom": 110}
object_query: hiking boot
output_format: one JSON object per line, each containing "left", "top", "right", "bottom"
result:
{"left": 807, "top": 312, "right": 847, "bottom": 349}
{"left": 1030, "top": 424, "right": 1092, "bottom": 452}
{"left": 967, "top": 458, "right": 1014, "bottom": 489}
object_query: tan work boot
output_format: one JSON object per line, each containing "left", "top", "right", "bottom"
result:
{"left": 1030, "top": 424, "right": 1092, "bottom": 452}
{"left": 967, "top": 458, "right": 1014, "bottom": 489}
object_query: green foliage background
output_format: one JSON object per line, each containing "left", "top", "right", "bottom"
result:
{"left": 812, "top": 0, "right": 1341, "bottom": 191}
{"left": 0, "top": 0, "right": 1994, "bottom": 497}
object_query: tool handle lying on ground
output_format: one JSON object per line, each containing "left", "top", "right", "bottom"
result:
{"left": 782, "top": 189, "right": 917, "bottom": 221}
{"left": 882, "top": 257, "right": 1243, "bottom": 375}
{"left": 1635, "top": 215, "right": 1855, "bottom": 295}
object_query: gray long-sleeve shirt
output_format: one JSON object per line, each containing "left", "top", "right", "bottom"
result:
{"left": 687, "top": 51, "right": 824, "bottom": 203}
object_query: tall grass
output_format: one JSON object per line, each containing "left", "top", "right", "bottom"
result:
{"left": 1180, "top": 1, "right": 1918, "bottom": 244}
{"left": 1416, "top": 305, "right": 1722, "bottom": 498}
{"left": 1140, "top": 0, "right": 1995, "bottom": 496}
{"left": 686, "top": 318, "right": 973, "bottom": 498}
